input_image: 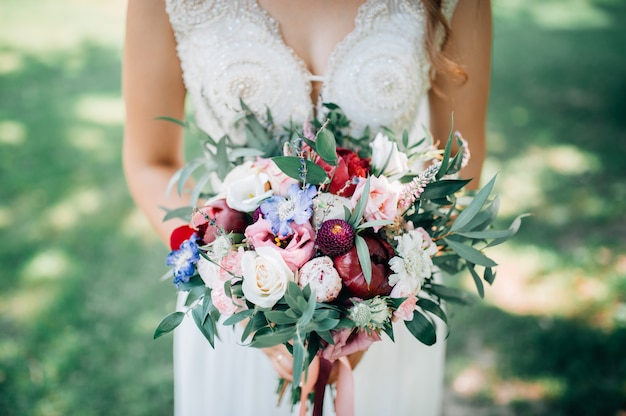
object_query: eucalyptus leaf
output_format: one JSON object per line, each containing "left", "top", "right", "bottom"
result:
{"left": 484, "top": 266, "right": 496, "bottom": 284}
{"left": 421, "top": 179, "right": 471, "bottom": 200}
{"left": 316, "top": 129, "right": 338, "bottom": 166}
{"left": 190, "top": 171, "right": 214, "bottom": 207}
{"left": 264, "top": 310, "right": 298, "bottom": 325}
{"left": 355, "top": 235, "right": 372, "bottom": 285}
{"left": 191, "top": 307, "right": 216, "bottom": 348}
{"left": 429, "top": 283, "right": 475, "bottom": 305}
{"left": 154, "top": 311, "right": 185, "bottom": 339}
{"left": 486, "top": 213, "right": 531, "bottom": 248}
{"left": 223, "top": 309, "right": 254, "bottom": 326}
{"left": 356, "top": 219, "right": 394, "bottom": 231}
{"left": 467, "top": 263, "right": 485, "bottom": 298}
{"left": 249, "top": 327, "right": 296, "bottom": 348}
{"left": 404, "top": 311, "right": 437, "bottom": 346}
{"left": 450, "top": 175, "right": 497, "bottom": 232}
{"left": 272, "top": 156, "right": 328, "bottom": 184}
{"left": 299, "top": 290, "right": 317, "bottom": 327}
{"left": 155, "top": 115, "right": 188, "bottom": 128}
{"left": 161, "top": 206, "right": 193, "bottom": 222}
{"left": 416, "top": 298, "right": 448, "bottom": 325}
{"left": 455, "top": 229, "right": 516, "bottom": 240}
{"left": 444, "top": 238, "right": 497, "bottom": 267}
{"left": 348, "top": 177, "right": 370, "bottom": 227}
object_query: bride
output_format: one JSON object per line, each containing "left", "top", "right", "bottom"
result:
{"left": 123, "top": 0, "right": 491, "bottom": 414}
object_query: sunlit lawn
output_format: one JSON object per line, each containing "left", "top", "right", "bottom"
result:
{"left": 0, "top": 0, "right": 624, "bottom": 415}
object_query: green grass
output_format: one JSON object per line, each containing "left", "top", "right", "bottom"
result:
{"left": 0, "top": 0, "right": 625, "bottom": 415}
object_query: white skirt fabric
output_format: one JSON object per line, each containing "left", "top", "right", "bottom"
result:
{"left": 174, "top": 293, "right": 445, "bottom": 416}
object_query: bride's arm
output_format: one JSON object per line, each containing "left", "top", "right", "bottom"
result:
{"left": 429, "top": 0, "right": 492, "bottom": 190}
{"left": 123, "top": 0, "right": 188, "bottom": 243}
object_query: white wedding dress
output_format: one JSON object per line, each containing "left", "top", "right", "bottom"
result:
{"left": 165, "top": 0, "right": 458, "bottom": 415}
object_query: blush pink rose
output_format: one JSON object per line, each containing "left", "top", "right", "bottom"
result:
{"left": 192, "top": 199, "right": 249, "bottom": 244}
{"left": 350, "top": 176, "right": 398, "bottom": 231}
{"left": 321, "top": 328, "right": 381, "bottom": 362}
{"left": 219, "top": 247, "right": 244, "bottom": 280}
{"left": 211, "top": 285, "right": 242, "bottom": 316}
{"left": 245, "top": 218, "right": 316, "bottom": 271}
{"left": 253, "top": 158, "right": 299, "bottom": 197}
{"left": 393, "top": 294, "right": 418, "bottom": 321}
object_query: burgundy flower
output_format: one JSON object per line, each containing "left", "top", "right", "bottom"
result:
{"left": 192, "top": 199, "right": 249, "bottom": 244}
{"left": 315, "top": 148, "right": 370, "bottom": 197}
{"left": 333, "top": 234, "right": 394, "bottom": 299}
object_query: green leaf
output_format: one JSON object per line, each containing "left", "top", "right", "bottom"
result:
{"left": 416, "top": 298, "right": 448, "bottom": 326}
{"left": 184, "top": 285, "right": 205, "bottom": 307}
{"left": 484, "top": 267, "right": 496, "bottom": 285}
{"left": 299, "top": 289, "right": 317, "bottom": 328}
{"left": 166, "top": 159, "right": 203, "bottom": 198}
{"left": 429, "top": 283, "right": 476, "bottom": 305}
{"left": 190, "top": 171, "right": 215, "bottom": 207}
{"left": 155, "top": 115, "right": 188, "bottom": 128}
{"left": 241, "top": 312, "right": 268, "bottom": 342}
{"left": 229, "top": 147, "right": 265, "bottom": 160}
{"left": 421, "top": 179, "right": 471, "bottom": 200}
{"left": 463, "top": 196, "right": 500, "bottom": 231}
{"left": 435, "top": 134, "right": 453, "bottom": 180}
{"left": 450, "top": 175, "right": 497, "bottom": 232}
{"left": 467, "top": 262, "right": 485, "bottom": 298}
{"left": 356, "top": 219, "right": 394, "bottom": 231}
{"left": 222, "top": 309, "right": 254, "bottom": 326}
{"left": 348, "top": 177, "right": 370, "bottom": 227}
{"left": 272, "top": 156, "right": 328, "bottom": 185}
{"left": 455, "top": 229, "right": 516, "bottom": 240}
{"left": 215, "top": 136, "right": 231, "bottom": 180}
{"left": 355, "top": 235, "right": 372, "bottom": 285}
{"left": 292, "top": 341, "right": 305, "bottom": 397}
{"left": 264, "top": 310, "right": 298, "bottom": 325}
{"left": 404, "top": 311, "right": 437, "bottom": 346}
{"left": 486, "top": 213, "right": 531, "bottom": 248}
{"left": 161, "top": 206, "right": 193, "bottom": 222}
{"left": 191, "top": 307, "right": 216, "bottom": 348}
{"left": 443, "top": 238, "right": 497, "bottom": 267}
{"left": 154, "top": 312, "right": 185, "bottom": 339}
{"left": 249, "top": 327, "right": 296, "bottom": 348}
{"left": 316, "top": 129, "right": 338, "bottom": 166}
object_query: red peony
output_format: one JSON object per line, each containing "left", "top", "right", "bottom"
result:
{"left": 315, "top": 148, "right": 370, "bottom": 197}
{"left": 333, "top": 234, "right": 394, "bottom": 299}
{"left": 191, "top": 199, "right": 249, "bottom": 244}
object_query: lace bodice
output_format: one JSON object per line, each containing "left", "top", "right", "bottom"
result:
{"left": 165, "top": 0, "right": 458, "bottom": 144}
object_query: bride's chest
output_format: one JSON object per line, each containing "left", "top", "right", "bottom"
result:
{"left": 166, "top": 0, "right": 432, "bottom": 138}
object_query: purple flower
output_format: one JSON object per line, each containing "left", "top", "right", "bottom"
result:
{"left": 260, "top": 184, "right": 316, "bottom": 238}
{"left": 166, "top": 234, "right": 200, "bottom": 286}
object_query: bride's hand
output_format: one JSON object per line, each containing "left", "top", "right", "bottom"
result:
{"left": 263, "top": 345, "right": 293, "bottom": 382}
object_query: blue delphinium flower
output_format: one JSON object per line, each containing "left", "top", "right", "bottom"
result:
{"left": 166, "top": 234, "right": 200, "bottom": 286}
{"left": 260, "top": 184, "right": 316, "bottom": 237}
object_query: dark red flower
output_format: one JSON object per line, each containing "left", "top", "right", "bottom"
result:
{"left": 192, "top": 199, "right": 249, "bottom": 244}
{"left": 315, "top": 148, "right": 370, "bottom": 197}
{"left": 333, "top": 234, "right": 394, "bottom": 299}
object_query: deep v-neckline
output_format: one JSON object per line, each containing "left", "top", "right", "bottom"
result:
{"left": 251, "top": 0, "right": 373, "bottom": 109}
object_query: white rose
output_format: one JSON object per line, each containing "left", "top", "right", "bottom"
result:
{"left": 370, "top": 132, "right": 409, "bottom": 177}
{"left": 242, "top": 246, "right": 294, "bottom": 308}
{"left": 298, "top": 257, "right": 342, "bottom": 302}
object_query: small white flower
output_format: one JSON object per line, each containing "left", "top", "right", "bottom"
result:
{"left": 196, "top": 256, "right": 220, "bottom": 288}
{"left": 242, "top": 246, "right": 295, "bottom": 308}
{"left": 370, "top": 132, "right": 409, "bottom": 176}
{"left": 210, "top": 235, "right": 232, "bottom": 260}
{"left": 388, "top": 228, "right": 437, "bottom": 296}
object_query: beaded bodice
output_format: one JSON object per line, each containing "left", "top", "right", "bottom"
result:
{"left": 165, "top": 0, "right": 458, "bottom": 143}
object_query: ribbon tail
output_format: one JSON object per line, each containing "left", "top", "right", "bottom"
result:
{"left": 334, "top": 356, "right": 355, "bottom": 416}
{"left": 299, "top": 356, "right": 320, "bottom": 416}
{"left": 312, "top": 358, "right": 333, "bottom": 416}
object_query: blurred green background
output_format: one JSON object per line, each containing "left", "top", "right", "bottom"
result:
{"left": 0, "top": 0, "right": 624, "bottom": 415}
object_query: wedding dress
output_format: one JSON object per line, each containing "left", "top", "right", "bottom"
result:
{"left": 165, "top": 0, "right": 459, "bottom": 415}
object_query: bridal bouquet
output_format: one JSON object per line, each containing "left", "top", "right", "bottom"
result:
{"left": 154, "top": 102, "right": 523, "bottom": 411}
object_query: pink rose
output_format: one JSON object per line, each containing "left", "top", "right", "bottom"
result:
{"left": 350, "top": 176, "right": 398, "bottom": 231}
{"left": 253, "top": 158, "right": 299, "bottom": 197}
{"left": 192, "top": 199, "right": 249, "bottom": 244}
{"left": 245, "top": 219, "right": 316, "bottom": 271}
{"left": 321, "top": 328, "right": 381, "bottom": 362}
{"left": 393, "top": 294, "right": 417, "bottom": 321}
{"left": 211, "top": 285, "right": 243, "bottom": 316}
{"left": 219, "top": 247, "right": 244, "bottom": 280}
